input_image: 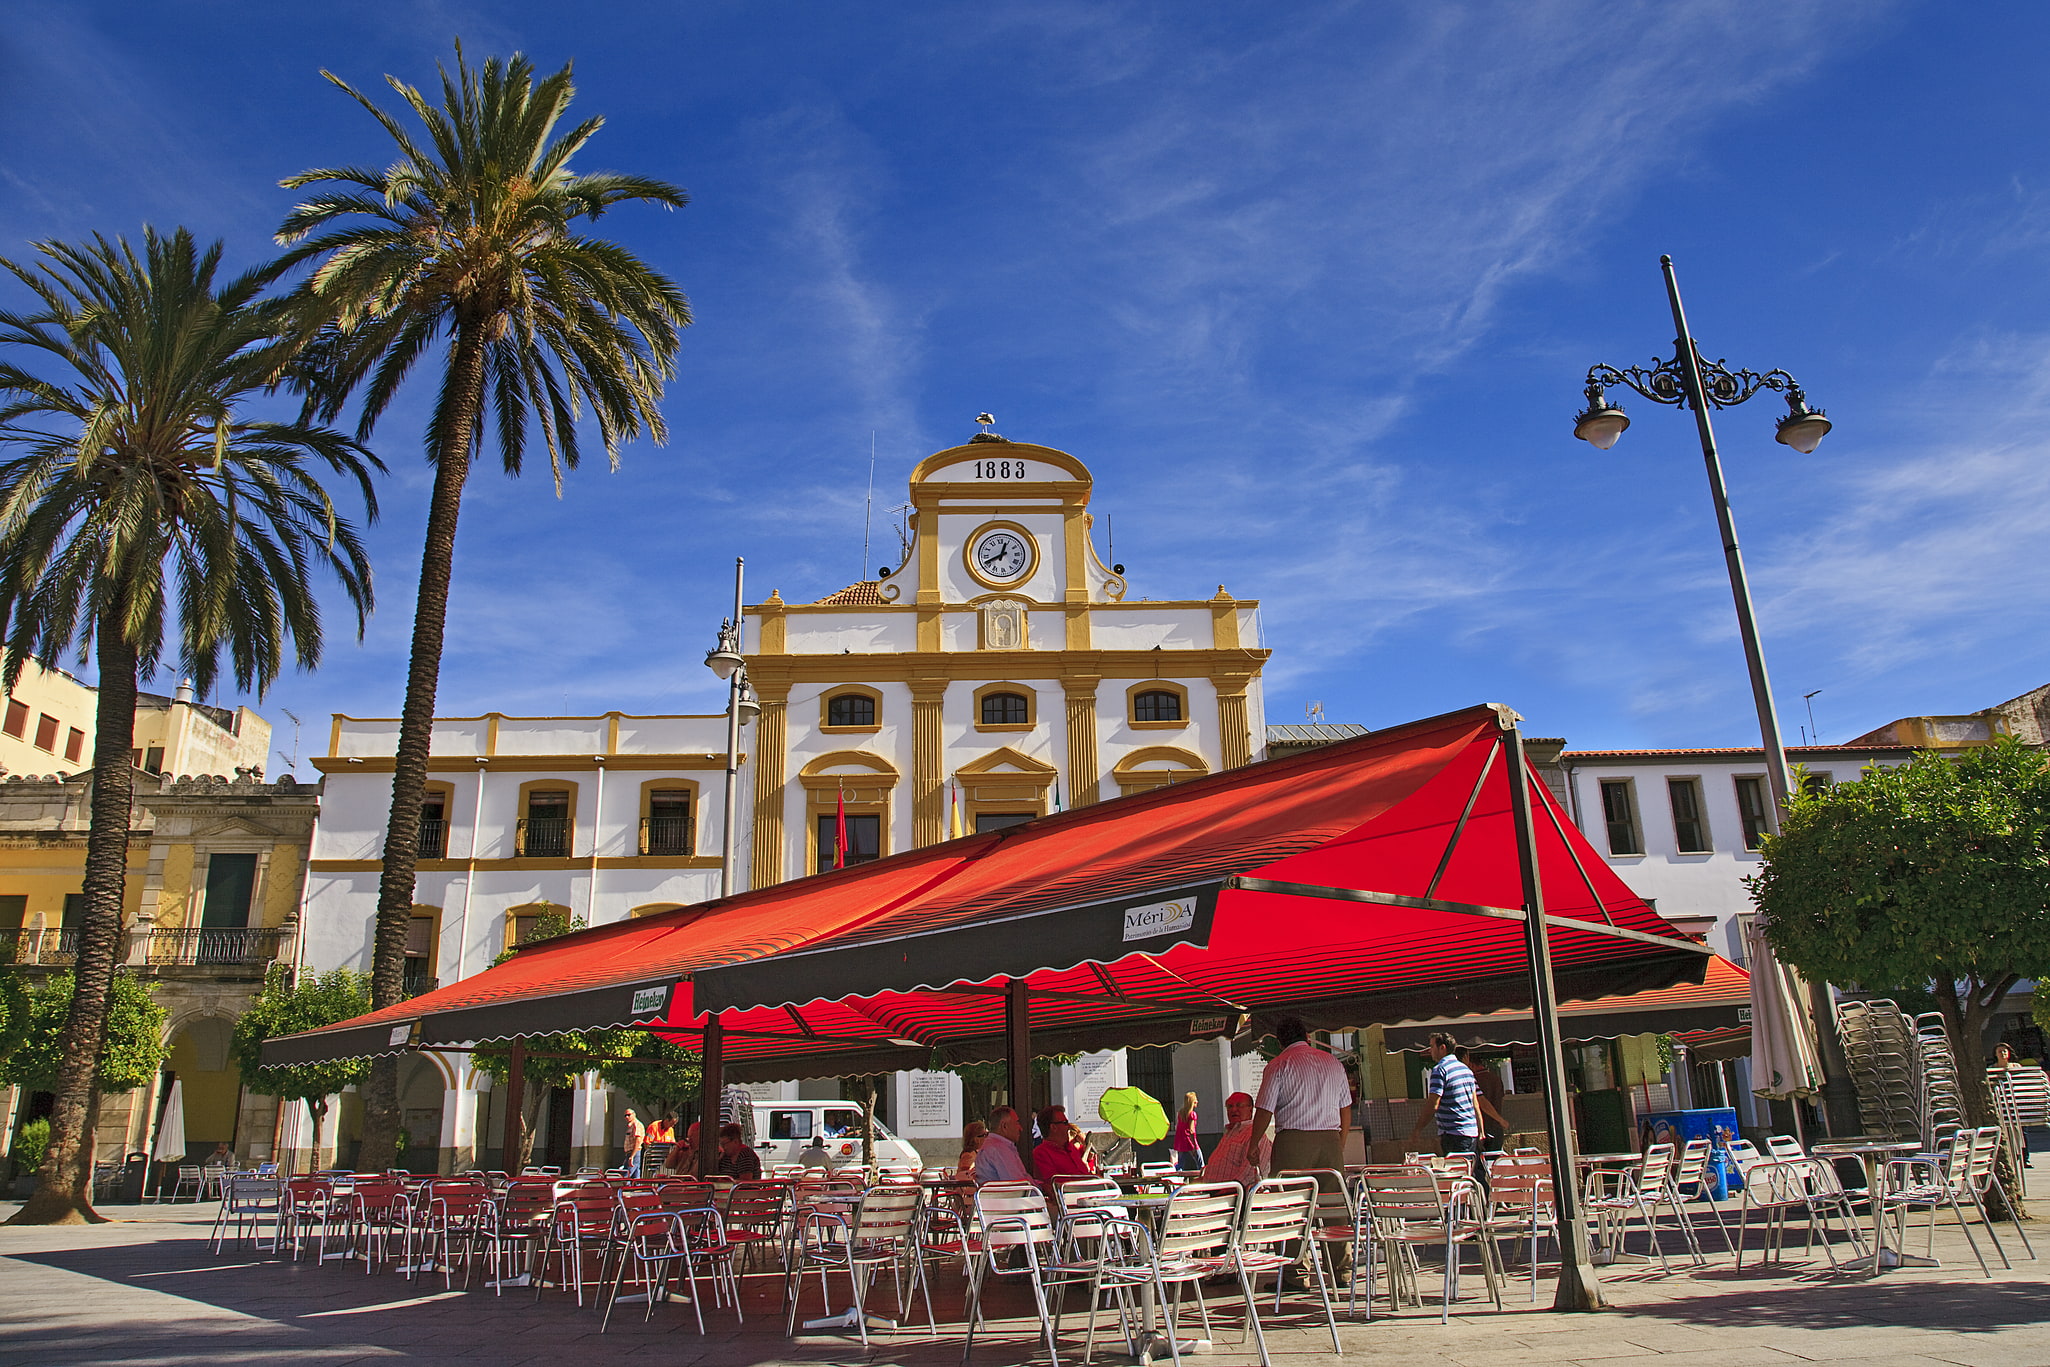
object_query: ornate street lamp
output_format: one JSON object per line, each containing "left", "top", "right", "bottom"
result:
{"left": 704, "top": 558, "right": 754, "bottom": 897}
{"left": 1575, "top": 255, "right": 1856, "bottom": 1136}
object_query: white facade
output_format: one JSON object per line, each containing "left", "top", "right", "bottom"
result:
{"left": 1554, "top": 744, "right": 1914, "bottom": 968}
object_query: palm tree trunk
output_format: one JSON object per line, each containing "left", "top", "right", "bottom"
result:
{"left": 8, "top": 611, "right": 139, "bottom": 1225}
{"left": 357, "top": 319, "right": 488, "bottom": 1172}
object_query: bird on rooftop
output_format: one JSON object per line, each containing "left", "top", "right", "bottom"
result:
{"left": 976, "top": 412, "right": 996, "bottom": 429}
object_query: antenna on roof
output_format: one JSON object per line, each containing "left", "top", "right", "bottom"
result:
{"left": 1803, "top": 689, "right": 1823, "bottom": 744}
{"left": 861, "top": 431, "right": 877, "bottom": 580}
{"left": 890, "top": 502, "right": 913, "bottom": 562}
{"left": 1305, "top": 701, "right": 1325, "bottom": 724}
{"left": 278, "top": 708, "right": 302, "bottom": 773}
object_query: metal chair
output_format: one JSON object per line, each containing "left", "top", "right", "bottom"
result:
{"left": 210, "top": 1175, "right": 283, "bottom": 1254}
{"left": 1079, "top": 1181, "right": 1240, "bottom": 1367}
{"left": 168, "top": 1165, "right": 206, "bottom": 1202}
{"left": 962, "top": 1181, "right": 1098, "bottom": 1365}
{"left": 784, "top": 1182, "right": 930, "bottom": 1344}
{"left": 601, "top": 1206, "right": 740, "bottom": 1334}
{"left": 1585, "top": 1143, "right": 1694, "bottom": 1271}
{"left": 1234, "top": 1176, "right": 1341, "bottom": 1364}
{"left": 1361, "top": 1169, "right": 1500, "bottom": 1323}
{"left": 1482, "top": 1155, "right": 1557, "bottom": 1302}
{"left": 533, "top": 1187, "right": 619, "bottom": 1305}
{"left": 1734, "top": 1160, "right": 1854, "bottom": 1270}
{"left": 470, "top": 1179, "right": 556, "bottom": 1292}
{"left": 1957, "top": 1125, "right": 2034, "bottom": 1266}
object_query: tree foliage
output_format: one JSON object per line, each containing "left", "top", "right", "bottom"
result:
{"left": 596, "top": 1031, "right": 700, "bottom": 1117}
{"left": 230, "top": 964, "right": 372, "bottom": 1103}
{"left": 0, "top": 972, "right": 167, "bottom": 1095}
{"left": 0, "top": 956, "right": 28, "bottom": 1066}
{"left": 1753, "top": 738, "right": 2050, "bottom": 1135}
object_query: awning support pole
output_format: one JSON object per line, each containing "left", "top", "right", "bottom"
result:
{"left": 697, "top": 1012, "right": 724, "bottom": 1179}
{"left": 502, "top": 1038, "right": 526, "bottom": 1173}
{"left": 1505, "top": 722, "right": 1606, "bottom": 1312}
{"left": 1005, "top": 977, "right": 1031, "bottom": 1153}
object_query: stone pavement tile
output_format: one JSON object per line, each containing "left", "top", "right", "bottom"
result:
{"left": 1580, "top": 1349, "right": 1811, "bottom": 1367}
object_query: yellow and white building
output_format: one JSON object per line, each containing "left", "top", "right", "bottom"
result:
{"left": 744, "top": 435, "right": 1269, "bottom": 886}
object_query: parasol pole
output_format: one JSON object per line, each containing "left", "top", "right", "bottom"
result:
{"left": 1504, "top": 716, "right": 1607, "bottom": 1311}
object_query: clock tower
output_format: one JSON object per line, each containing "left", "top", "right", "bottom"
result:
{"left": 742, "top": 431, "right": 1269, "bottom": 888}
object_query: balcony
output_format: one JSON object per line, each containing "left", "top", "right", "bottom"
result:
{"left": 3, "top": 927, "right": 86, "bottom": 967}
{"left": 402, "top": 958, "right": 437, "bottom": 998}
{"left": 516, "top": 817, "right": 571, "bottom": 858}
{"left": 141, "top": 926, "right": 288, "bottom": 967}
{"left": 417, "top": 818, "right": 449, "bottom": 859}
{"left": 640, "top": 815, "right": 695, "bottom": 857}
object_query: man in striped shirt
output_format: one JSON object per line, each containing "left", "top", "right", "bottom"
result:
{"left": 1408, "top": 1032, "right": 1506, "bottom": 1185}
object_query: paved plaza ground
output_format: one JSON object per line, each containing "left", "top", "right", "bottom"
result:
{"left": 2, "top": 1170, "right": 2046, "bottom": 1367}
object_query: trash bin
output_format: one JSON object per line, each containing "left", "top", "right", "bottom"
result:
{"left": 116, "top": 1151, "right": 150, "bottom": 1202}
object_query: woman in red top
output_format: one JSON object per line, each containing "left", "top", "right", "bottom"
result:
{"left": 1171, "top": 1092, "right": 1203, "bottom": 1171}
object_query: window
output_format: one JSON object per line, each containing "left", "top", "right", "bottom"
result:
{"left": 418, "top": 796, "right": 448, "bottom": 858}
{"left": 1801, "top": 771, "right": 1834, "bottom": 796}
{"left": 769, "top": 1109, "right": 814, "bottom": 1141}
{"left": 1133, "top": 690, "right": 1182, "bottom": 723}
{"left": 823, "top": 1108, "right": 863, "bottom": 1138}
{"left": 0, "top": 895, "right": 23, "bottom": 934}
{"left": 1668, "top": 778, "right": 1710, "bottom": 853}
{"left": 1599, "top": 779, "right": 1642, "bottom": 855}
{"left": 644, "top": 790, "right": 694, "bottom": 856}
{"left": 2, "top": 699, "right": 25, "bottom": 737}
{"left": 142, "top": 746, "right": 164, "bottom": 775}
{"left": 404, "top": 914, "right": 437, "bottom": 995}
{"left": 200, "top": 853, "right": 257, "bottom": 929}
{"left": 63, "top": 728, "right": 84, "bottom": 762}
{"left": 1734, "top": 777, "right": 1771, "bottom": 851}
{"left": 815, "top": 812, "right": 881, "bottom": 872}
{"left": 33, "top": 714, "right": 58, "bottom": 752}
{"left": 520, "top": 789, "right": 571, "bottom": 857}
{"left": 826, "top": 693, "right": 875, "bottom": 728}
{"left": 975, "top": 811, "right": 1034, "bottom": 834}
{"left": 980, "top": 692, "right": 1029, "bottom": 726}
{"left": 508, "top": 906, "right": 559, "bottom": 948}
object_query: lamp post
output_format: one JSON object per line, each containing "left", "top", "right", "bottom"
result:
{"left": 703, "top": 557, "right": 759, "bottom": 897}
{"left": 1574, "top": 255, "right": 1857, "bottom": 1137}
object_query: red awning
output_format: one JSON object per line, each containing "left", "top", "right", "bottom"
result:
{"left": 264, "top": 704, "right": 1710, "bottom": 1074}
{"left": 1378, "top": 954, "right": 1751, "bottom": 1050}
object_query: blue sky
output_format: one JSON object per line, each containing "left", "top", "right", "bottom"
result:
{"left": 6, "top": 1, "right": 2049, "bottom": 767}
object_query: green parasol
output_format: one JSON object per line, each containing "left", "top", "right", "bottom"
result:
{"left": 1097, "top": 1087, "right": 1169, "bottom": 1145}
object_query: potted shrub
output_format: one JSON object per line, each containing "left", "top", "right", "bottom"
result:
{"left": 11, "top": 1118, "right": 49, "bottom": 1198}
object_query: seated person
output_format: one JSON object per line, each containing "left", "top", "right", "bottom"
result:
{"left": 1031, "top": 1106, "right": 1099, "bottom": 1187}
{"left": 661, "top": 1120, "right": 701, "bottom": 1175}
{"left": 799, "top": 1134, "right": 834, "bottom": 1170}
{"left": 955, "top": 1121, "right": 988, "bottom": 1182}
{"left": 973, "top": 1106, "right": 1031, "bottom": 1186}
{"left": 1201, "top": 1091, "right": 1271, "bottom": 1187}
{"left": 712, "top": 1123, "right": 761, "bottom": 1180}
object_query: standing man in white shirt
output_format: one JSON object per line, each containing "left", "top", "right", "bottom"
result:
{"left": 1246, "top": 1016, "right": 1352, "bottom": 1278}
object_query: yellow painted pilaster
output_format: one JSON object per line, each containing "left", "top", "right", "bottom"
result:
{"left": 910, "top": 678, "right": 947, "bottom": 846}
{"left": 1063, "top": 677, "right": 1101, "bottom": 807}
{"left": 749, "top": 687, "right": 788, "bottom": 889}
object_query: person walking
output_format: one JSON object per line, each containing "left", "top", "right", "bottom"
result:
{"left": 1410, "top": 1033, "right": 1507, "bottom": 1187}
{"left": 1171, "top": 1093, "right": 1204, "bottom": 1171}
{"left": 623, "top": 1108, "right": 646, "bottom": 1177}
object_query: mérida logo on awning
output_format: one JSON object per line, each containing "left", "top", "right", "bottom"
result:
{"left": 1122, "top": 897, "right": 1197, "bottom": 942}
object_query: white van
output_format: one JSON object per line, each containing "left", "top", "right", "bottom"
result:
{"left": 751, "top": 1102, "right": 925, "bottom": 1168}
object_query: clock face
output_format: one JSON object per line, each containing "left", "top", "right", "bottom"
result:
{"left": 971, "top": 528, "right": 1032, "bottom": 582}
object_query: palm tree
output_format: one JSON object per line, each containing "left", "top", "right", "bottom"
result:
{"left": 0, "top": 228, "right": 377, "bottom": 1223}
{"left": 276, "top": 46, "right": 689, "bottom": 1167}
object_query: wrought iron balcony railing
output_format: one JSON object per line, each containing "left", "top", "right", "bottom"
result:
{"left": 417, "top": 818, "right": 449, "bottom": 859}
{"left": 516, "top": 816, "right": 571, "bottom": 858}
{"left": 2, "top": 927, "right": 86, "bottom": 967}
{"left": 142, "top": 926, "right": 288, "bottom": 967}
{"left": 640, "top": 815, "right": 695, "bottom": 857}
{"left": 402, "top": 959, "right": 437, "bottom": 999}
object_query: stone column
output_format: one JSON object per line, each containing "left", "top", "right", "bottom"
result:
{"left": 749, "top": 686, "right": 788, "bottom": 889}
{"left": 1063, "top": 677, "right": 1101, "bottom": 807}
{"left": 441, "top": 1079, "right": 478, "bottom": 1175}
{"left": 911, "top": 678, "right": 948, "bottom": 847}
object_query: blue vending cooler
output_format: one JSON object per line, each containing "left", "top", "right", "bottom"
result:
{"left": 1638, "top": 1107, "right": 1740, "bottom": 1199}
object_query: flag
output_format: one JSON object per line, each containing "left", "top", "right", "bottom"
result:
{"left": 949, "top": 782, "right": 964, "bottom": 840}
{"left": 833, "top": 784, "right": 848, "bottom": 869}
